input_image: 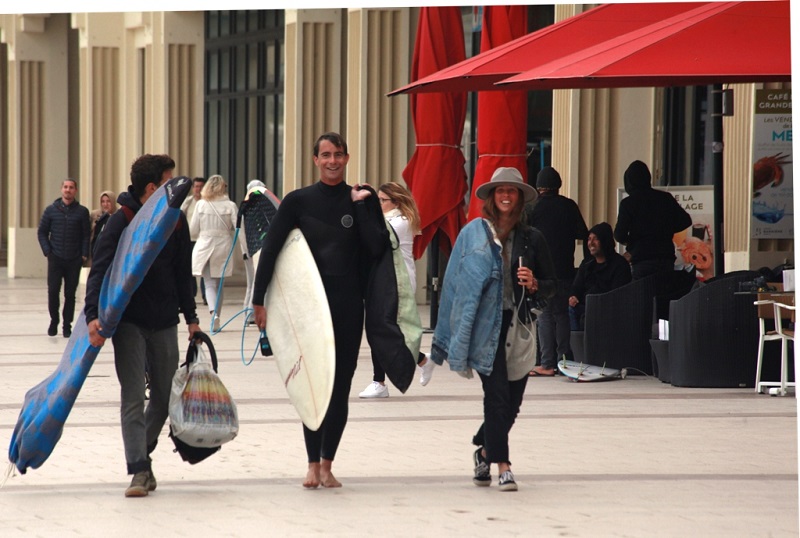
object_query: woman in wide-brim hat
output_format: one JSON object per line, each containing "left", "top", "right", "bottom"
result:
{"left": 429, "top": 166, "right": 557, "bottom": 492}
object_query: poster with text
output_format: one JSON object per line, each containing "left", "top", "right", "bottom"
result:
{"left": 751, "top": 89, "right": 793, "bottom": 239}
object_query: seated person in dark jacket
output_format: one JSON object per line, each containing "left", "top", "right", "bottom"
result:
{"left": 569, "top": 222, "right": 632, "bottom": 330}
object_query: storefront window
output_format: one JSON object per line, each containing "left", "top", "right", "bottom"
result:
{"left": 205, "top": 10, "right": 284, "bottom": 201}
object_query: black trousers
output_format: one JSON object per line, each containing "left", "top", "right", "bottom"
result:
{"left": 473, "top": 309, "right": 529, "bottom": 465}
{"left": 47, "top": 254, "right": 82, "bottom": 328}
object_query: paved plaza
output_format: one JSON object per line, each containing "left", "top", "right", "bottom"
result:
{"left": 0, "top": 274, "right": 797, "bottom": 537}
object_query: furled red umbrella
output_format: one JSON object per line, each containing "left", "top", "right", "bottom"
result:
{"left": 467, "top": 5, "right": 529, "bottom": 221}
{"left": 388, "top": 2, "right": 701, "bottom": 96}
{"left": 402, "top": 7, "right": 468, "bottom": 259}
{"left": 497, "top": 1, "right": 791, "bottom": 90}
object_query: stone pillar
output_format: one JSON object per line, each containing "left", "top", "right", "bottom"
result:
{"left": 345, "top": 7, "right": 410, "bottom": 187}
{"left": 283, "top": 9, "right": 344, "bottom": 192}
{"left": 1, "top": 14, "right": 70, "bottom": 277}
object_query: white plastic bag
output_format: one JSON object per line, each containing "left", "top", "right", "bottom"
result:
{"left": 169, "top": 333, "right": 238, "bottom": 448}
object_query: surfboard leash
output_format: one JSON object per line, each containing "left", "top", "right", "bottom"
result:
{"left": 1, "top": 462, "right": 15, "bottom": 488}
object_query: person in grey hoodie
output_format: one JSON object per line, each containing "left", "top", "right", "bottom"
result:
{"left": 614, "top": 160, "right": 691, "bottom": 280}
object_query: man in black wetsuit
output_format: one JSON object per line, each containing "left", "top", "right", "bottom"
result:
{"left": 252, "top": 132, "right": 388, "bottom": 488}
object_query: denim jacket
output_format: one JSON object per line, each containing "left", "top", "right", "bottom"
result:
{"left": 431, "top": 218, "right": 556, "bottom": 377}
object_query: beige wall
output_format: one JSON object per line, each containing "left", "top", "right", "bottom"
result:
{"left": 2, "top": 14, "right": 70, "bottom": 277}
{"left": 284, "top": 9, "right": 344, "bottom": 192}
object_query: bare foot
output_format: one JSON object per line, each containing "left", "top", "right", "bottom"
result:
{"left": 320, "top": 458, "right": 342, "bottom": 488}
{"left": 303, "top": 463, "right": 320, "bottom": 489}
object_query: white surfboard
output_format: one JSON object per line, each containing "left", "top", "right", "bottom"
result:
{"left": 265, "top": 229, "right": 336, "bottom": 431}
{"left": 557, "top": 359, "right": 623, "bottom": 382}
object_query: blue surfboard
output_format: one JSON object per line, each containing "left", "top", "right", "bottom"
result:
{"left": 8, "top": 176, "right": 192, "bottom": 474}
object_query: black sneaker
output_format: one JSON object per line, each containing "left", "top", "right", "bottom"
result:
{"left": 473, "top": 447, "right": 491, "bottom": 487}
{"left": 47, "top": 322, "right": 58, "bottom": 337}
{"left": 63, "top": 325, "right": 71, "bottom": 338}
{"left": 498, "top": 470, "right": 518, "bottom": 492}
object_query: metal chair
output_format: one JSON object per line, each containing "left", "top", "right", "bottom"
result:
{"left": 753, "top": 299, "right": 785, "bottom": 394}
{"left": 771, "top": 301, "right": 796, "bottom": 396}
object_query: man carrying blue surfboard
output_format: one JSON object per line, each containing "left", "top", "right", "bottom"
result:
{"left": 253, "top": 132, "right": 388, "bottom": 489}
{"left": 85, "top": 154, "right": 201, "bottom": 497}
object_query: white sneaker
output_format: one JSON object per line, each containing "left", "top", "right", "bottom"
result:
{"left": 359, "top": 381, "right": 389, "bottom": 399}
{"left": 419, "top": 354, "right": 436, "bottom": 386}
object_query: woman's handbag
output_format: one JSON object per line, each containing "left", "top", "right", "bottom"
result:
{"left": 168, "top": 331, "right": 238, "bottom": 464}
{"left": 505, "top": 295, "right": 537, "bottom": 381}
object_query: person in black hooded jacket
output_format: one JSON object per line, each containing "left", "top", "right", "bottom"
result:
{"left": 85, "top": 154, "right": 200, "bottom": 498}
{"left": 614, "top": 160, "right": 691, "bottom": 280}
{"left": 569, "top": 222, "right": 632, "bottom": 330}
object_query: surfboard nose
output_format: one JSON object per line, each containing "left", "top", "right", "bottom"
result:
{"left": 165, "top": 176, "right": 193, "bottom": 209}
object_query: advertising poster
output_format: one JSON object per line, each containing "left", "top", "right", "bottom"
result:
{"left": 617, "top": 185, "right": 715, "bottom": 281}
{"left": 751, "top": 89, "right": 793, "bottom": 239}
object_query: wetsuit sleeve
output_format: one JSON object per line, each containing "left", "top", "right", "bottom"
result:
{"left": 252, "top": 193, "right": 299, "bottom": 307}
{"left": 83, "top": 210, "right": 128, "bottom": 323}
{"left": 353, "top": 192, "right": 389, "bottom": 259}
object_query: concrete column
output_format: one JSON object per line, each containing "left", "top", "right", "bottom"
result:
{"left": 284, "top": 9, "right": 343, "bottom": 193}
{"left": 1, "top": 14, "right": 70, "bottom": 277}
{"left": 345, "top": 7, "right": 410, "bottom": 187}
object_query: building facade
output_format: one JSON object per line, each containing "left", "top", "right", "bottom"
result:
{"left": 0, "top": 6, "right": 792, "bottom": 279}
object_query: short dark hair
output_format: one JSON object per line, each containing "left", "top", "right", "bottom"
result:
{"left": 313, "top": 132, "right": 348, "bottom": 157}
{"left": 62, "top": 178, "right": 78, "bottom": 189}
{"left": 130, "top": 154, "right": 174, "bottom": 198}
{"left": 192, "top": 176, "right": 206, "bottom": 185}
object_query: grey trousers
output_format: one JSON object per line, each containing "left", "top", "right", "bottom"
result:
{"left": 113, "top": 322, "right": 179, "bottom": 474}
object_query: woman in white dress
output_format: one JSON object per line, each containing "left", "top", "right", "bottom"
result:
{"left": 359, "top": 182, "right": 436, "bottom": 399}
{"left": 190, "top": 174, "right": 237, "bottom": 331}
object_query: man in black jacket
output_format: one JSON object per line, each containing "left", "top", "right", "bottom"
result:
{"left": 614, "top": 160, "right": 692, "bottom": 280}
{"left": 37, "top": 178, "right": 91, "bottom": 337}
{"left": 85, "top": 154, "right": 199, "bottom": 498}
{"left": 569, "top": 222, "right": 632, "bottom": 330}
{"left": 526, "top": 167, "right": 588, "bottom": 376}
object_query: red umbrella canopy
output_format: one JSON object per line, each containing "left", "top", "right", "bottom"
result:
{"left": 389, "top": 2, "right": 702, "bottom": 95}
{"left": 498, "top": 1, "right": 791, "bottom": 90}
{"left": 467, "top": 5, "right": 529, "bottom": 222}
{"left": 402, "top": 7, "right": 468, "bottom": 258}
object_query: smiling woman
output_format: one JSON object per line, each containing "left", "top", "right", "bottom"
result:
{"left": 431, "top": 166, "right": 556, "bottom": 493}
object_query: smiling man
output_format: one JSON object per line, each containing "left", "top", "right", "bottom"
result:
{"left": 252, "top": 132, "right": 388, "bottom": 489}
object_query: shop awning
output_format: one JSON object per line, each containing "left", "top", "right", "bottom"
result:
{"left": 388, "top": 2, "right": 702, "bottom": 96}
{"left": 498, "top": 0, "right": 791, "bottom": 90}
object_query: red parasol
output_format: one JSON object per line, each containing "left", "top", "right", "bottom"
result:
{"left": 402, "top": 7, "right": 468, "bottom": 258}
{"left": 388, "top": 2, "right": 701, "bottom": 96}
{"left": 498, "top": 1, "right": 791, "bottom": 90}
{"left": 467, "top": 5, "right": 529, "bottom": 222}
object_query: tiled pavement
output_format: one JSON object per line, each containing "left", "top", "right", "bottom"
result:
{"left": 0, "top": 274, "right": 797, "bottom": 537}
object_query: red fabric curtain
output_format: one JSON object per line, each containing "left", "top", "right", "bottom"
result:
{"left": 466, "top": 6, "right": 529, "bottom": 222}
{"left": 402, "top": 7, "right": 468, "bottom": 258}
